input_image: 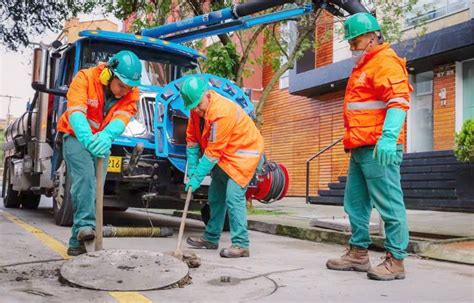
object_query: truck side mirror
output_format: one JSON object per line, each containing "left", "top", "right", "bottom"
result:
{"left": 32, "top": 47, "right": 49, "bottom": 91}
{"left": 31, "top": 47, "right": 67, "bottom": 97}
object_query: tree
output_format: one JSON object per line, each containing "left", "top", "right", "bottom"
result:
{"left": 2, "top": 1, "right": 421, "bottom": 127}
{"left": 253, "top": 0, "right": 423, "bottom": 127}
{"left": 0, "top": 0, "right": 97, "bottom": 51}
{"left": 109, "top": 0, "right": 422, "bottom": 128}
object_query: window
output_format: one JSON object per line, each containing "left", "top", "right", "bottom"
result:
{"left": 279, "top": 21, "right": 297, "bottom": 89}
{"left": 408, "top": 71, "right": 434, "bottom": 152}
{"left": 79, "top": 40, "right": 199, "bottom": 87}
{"left": 404, "top": 0, "right": 470, "bottom": 28}
{"left": 63, "top": 47, "right": 76, "bottom": 86}
{"left": 462, "top": 60, "right": 474, "bottom": 121}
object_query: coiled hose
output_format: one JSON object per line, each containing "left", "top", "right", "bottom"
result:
{"left": 260, "top": 161, "right": 286, "bottom": 203}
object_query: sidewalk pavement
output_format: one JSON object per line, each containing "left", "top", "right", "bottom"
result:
{"left": 168, "top": 197, "right": 474, "bottom": 265}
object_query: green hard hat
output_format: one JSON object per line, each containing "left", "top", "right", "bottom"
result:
{"left": 343, "top": 13, "right": 381, "bottom": 41}
{"left": 180, "top": 76, "right": 208, "bottom": 110}
{"left": 108, "top": 50, "right": 142, "bottom": 87}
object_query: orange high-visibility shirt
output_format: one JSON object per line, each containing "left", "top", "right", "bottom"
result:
{"left": 186, "top": 91, "right": 264, "bottom": 187}
{"left": 57, "top": 63, "right": 139, "bottom": 135}
{"left": 343, "top": 43, "right": 413, "bottom": 150}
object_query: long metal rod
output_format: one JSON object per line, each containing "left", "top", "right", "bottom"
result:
{"left": 305, "top": 137, "right": 343, "bottom": 203}
{"left": 175, "top": 187, "right": 193, "bottom": 254}
{"left": 95, "top": 158, "right": 104, "bottom": 251}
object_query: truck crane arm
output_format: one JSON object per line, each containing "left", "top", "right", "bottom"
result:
{"left": 140, "top": 0, "right": 369, "bottom": 44}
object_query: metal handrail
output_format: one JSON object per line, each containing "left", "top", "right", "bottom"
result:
{"left": 305, "top": 137, "right": 343, "bottom": 203}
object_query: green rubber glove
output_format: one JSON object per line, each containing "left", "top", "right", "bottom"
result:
{"left": 374, "top": 108, "right": 406, "bottom": 166}
{"left": 69, "top": 112, "right": 95, "bottom": 149}
{"left": 88, "top": 119, "right": 126, "bottom": 157}
{"left": 185, "top": 154, "right": 217, "bottom": 192}
{"left": 186, "top": 145, "right": 200, "bottom": 177}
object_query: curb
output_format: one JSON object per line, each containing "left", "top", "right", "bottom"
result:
{"left": 171, "top": 211, "right": 431, "bottom": 254}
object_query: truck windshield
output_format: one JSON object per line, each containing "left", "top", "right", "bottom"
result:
{"left": 80, "top": 40, "right": 199, "bottom": 87}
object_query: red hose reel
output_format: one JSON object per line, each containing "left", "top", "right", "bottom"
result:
{"left": 246, "top": 161, "right": 289, "bottom": 203}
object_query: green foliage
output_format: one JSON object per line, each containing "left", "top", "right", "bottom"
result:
{"left": 247, "top": 208, "right": 289, "bottom": 216}
{"left": 455, "top": 119, "right": 474, "bottom": 163}
{"left": 202, "top": 42, "right": 238, "bottom": 81}
{"left": 106, "top": 0, "right": 172, "bottom": 33}
{"left": 0, "top": 0, "right": 97, "bottom": 50}
{"left": 377, "top": 0, "right": 419, "bottom": 43}
{"left": 210, "top": 0, "right": 232, "bottom": 11}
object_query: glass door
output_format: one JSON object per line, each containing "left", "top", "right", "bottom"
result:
{"left": 463, "top": 60, "right": 474, "bottom": 121}
{"left": 408, "top": 71, "right": 434, "bottom": 152}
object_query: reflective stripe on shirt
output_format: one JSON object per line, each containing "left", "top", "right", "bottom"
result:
{"left": 387, "top": 97, "right": 409, "bottom": 107}
{"left": 235, "top": 149, "right": 260, "bottom": 157}
{"left": 347, "top": 100, "right": 387, "bottom": 110}
{"left": 87, "top": 118, "right": 100, "bottom": 129}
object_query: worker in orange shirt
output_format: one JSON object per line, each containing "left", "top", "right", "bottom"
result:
{"left": 57, "top": 50, "right": 142, "bottom": 256}
{"left": 326, "top": 13, "right": 412, "bottom": 280}
{"left": 180, "top": 76, "right": 264, "bottom": 258}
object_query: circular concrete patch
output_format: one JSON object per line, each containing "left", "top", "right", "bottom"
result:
{"left": 60, "top": 249, "right": 188, "bottom": 291}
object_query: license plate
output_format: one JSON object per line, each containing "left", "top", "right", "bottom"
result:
{"left": 107, "top": 156, "right": 122, "bottom": 173}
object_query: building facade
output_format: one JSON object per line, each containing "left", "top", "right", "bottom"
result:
{"left": 257, "top": 1, "right": 474, "bottom": 210}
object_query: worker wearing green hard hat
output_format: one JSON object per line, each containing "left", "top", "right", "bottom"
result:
{"left": 180, "top": 75, "right": 264, "bottom": 258}
{"left": 57, "top": 50, "right": 142, "bottom": 256}
{"left": 343, "top": 12, "right": 381, "bottom": 41}
{"left": 181, "top": 76, "right": 208, "bottom": 111}
{"left": 326, "top": 13, "right": 413, "bottom": 281}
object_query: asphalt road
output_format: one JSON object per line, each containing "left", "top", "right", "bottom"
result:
{"left": 1, "top": 196, "right": 473, "bottom": 303}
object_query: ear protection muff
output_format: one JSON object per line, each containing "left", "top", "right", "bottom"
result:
{"left": 99, "top": 67, "right": 113, "bottom": 85}
{"left": 99, "top": 58, "right": 120, "bottom": 85}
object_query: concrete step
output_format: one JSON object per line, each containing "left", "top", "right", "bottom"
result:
{"left": 401, "top": 180, "right": 456, "bottom": 190}
{"left": 402, "top": 150, "right": 453, "bottom": 160}
{"left": 310, "top": 195, "right": 474, "bottom": 212}
{"left": 401, "top": 172, "right": 456, "bottom": 181}
{"left": 328, "top": 182, "right": 346, "bottom": 190}
{"left": 318, "top": 188, "right": 456, "bottom": 200}
{"left": 401, "top": 157, "right": 460, "bottom": 167}
{"left": 338, "top": 176, "right": 347, "bottom": 183}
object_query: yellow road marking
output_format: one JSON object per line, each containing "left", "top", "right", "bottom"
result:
{"left": 1, "top": 211, "right": 152, "bottom": 302}
{"left": 2, "top": 211, "right": 70, "bottom": 259}
{"left": 109, "top": 292, "right": 152, "bottom": 303}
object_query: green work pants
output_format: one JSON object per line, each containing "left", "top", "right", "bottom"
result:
{"left": 63, "top": 135, "right": 108, "bottom": 248}
{"left": 203, "top": 166, "right": 249, "bottom": 248}
{"left": 344, "top": 145, "right": 409, "bottom": 260}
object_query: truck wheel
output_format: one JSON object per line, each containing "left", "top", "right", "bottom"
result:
{"left": 3, "top": 163, "right": 20, "bottom": 208}
{"left": 200, "top": 204, "right": 230, "bottom": 232}
{"left": 3, "top": 162, "right": 41, "bottom": 209}
{"left": 53, "top": 161, "right": 73, "bottom": 226}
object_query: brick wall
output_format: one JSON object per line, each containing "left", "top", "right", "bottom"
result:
{"left": 433, "top": 63, "right": 456, "bottom": 150}
{"left": 261, "top": 48, "right": 348, "bottom": 196}
{"left": 315, "top": 11, "right": 334, "bottom": 67}
{"left": 260, "top": 12, "right": 348, "bottom": 196}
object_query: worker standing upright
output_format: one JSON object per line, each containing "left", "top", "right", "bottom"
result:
{"left": 57, "top": 50, "right": 142, "bottom": 256}
{"left": 326, "top": 13, "right": 412, "bottom": 280}
{"left": 180, "top": 76, "right": 264, "bottom": 258}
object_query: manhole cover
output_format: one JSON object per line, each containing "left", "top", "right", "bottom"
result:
{"left": 60, "top": 249, "right": 188, "bottom": 291}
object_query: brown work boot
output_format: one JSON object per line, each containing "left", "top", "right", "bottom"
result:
{"left": 67, "top": 244, "right": 87, "bottom": 256}
{"left": 186, "top": 237, "right": 218, "bottom": 250}
{"left": 326, "top": 246, "right": 370, "bottom": 272}
{"left": 220, "top": 246, "right": 249, "bottom": 258}
{"left": 367, "top": 252, "right": 405, "bottom": 281}
{"left": 77, "top": 227, "right": 95, "bottom": 242}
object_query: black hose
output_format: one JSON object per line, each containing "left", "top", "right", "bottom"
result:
{"left": 330, "top": 0, "right": 368, "bottom": 14}
{"left": 260, "top": 161, "right": 286, "bottom": 203}
{"left": 234, "top": 0, "right": 295, "bottom": 17}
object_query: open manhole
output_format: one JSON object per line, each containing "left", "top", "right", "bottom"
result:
{"left": 60, "top": 250, "right": 188, "bottom": 291}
